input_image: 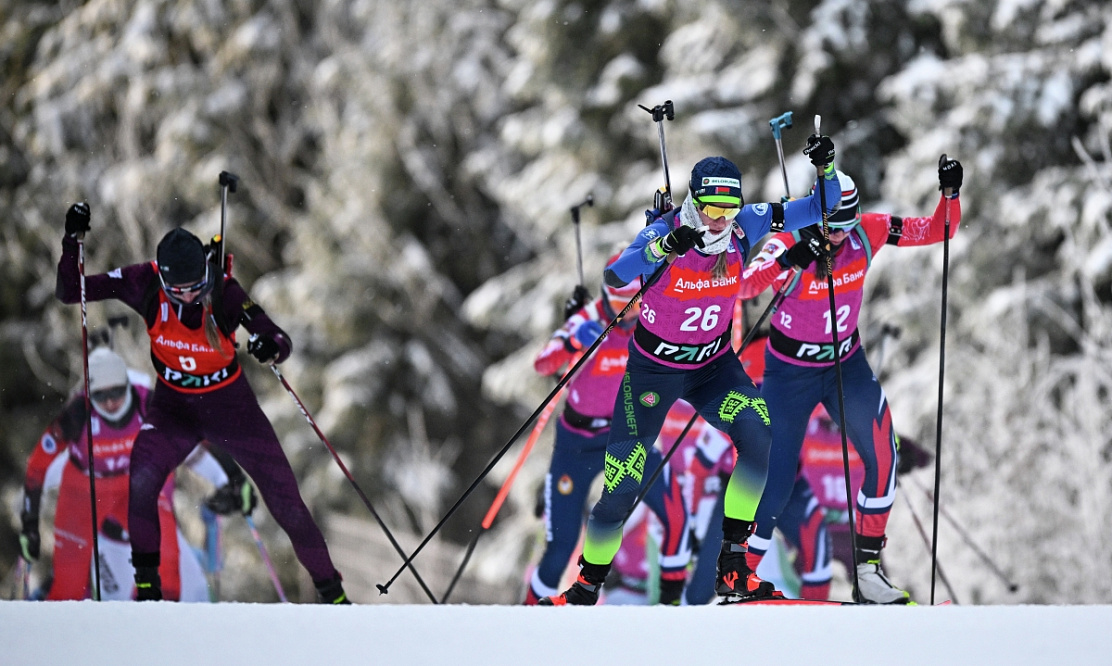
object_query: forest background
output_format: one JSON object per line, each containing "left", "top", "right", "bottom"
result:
{"left": 2, "top": 0, "right": 1110, "bottom": 604}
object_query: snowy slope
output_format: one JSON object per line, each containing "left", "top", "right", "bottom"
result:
{"left": 2, "top": 601, "right": 1111, "bottom": 665}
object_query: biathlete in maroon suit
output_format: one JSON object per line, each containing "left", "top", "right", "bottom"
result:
{"left": 739, "top": 157, "right": 963, "bottom": 604}
{"left": 55, "top": 204, "right": 348, "bottom": 604}
{"left": 539, "top": 135, "right": 842, "bottom": 606}
{"left": 525, "top": 257, "right": 690, "bottom": 605}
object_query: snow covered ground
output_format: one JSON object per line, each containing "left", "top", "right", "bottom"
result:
{"left": 2, "top": 601, "right": 1110, "bottom": 665}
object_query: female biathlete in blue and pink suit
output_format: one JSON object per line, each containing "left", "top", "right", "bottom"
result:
{"left": 739, "top": 157, "right": 963, "bottom": 604}
{"left": 540, "top": 135, "right": 841, "bottom": 605}
{"left": 526, "top": 257, "right": 690, "bottom": 605}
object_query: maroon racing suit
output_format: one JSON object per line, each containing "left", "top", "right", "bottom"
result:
{"left": 56, "top": 235, "right": 339, "bottom": 585}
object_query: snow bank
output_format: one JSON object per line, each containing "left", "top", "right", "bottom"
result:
{"left": 3, "top": 601, "right": 1110, "bottom": 665}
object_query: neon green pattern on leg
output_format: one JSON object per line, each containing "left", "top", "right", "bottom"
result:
{"left": 718, "top": 392, "right": 770, "bottom": 426}
{"left": 603, "top": 443, "right": 647, "bottom": 493}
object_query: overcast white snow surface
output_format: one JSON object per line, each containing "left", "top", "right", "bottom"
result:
{"left": 2, "top": 601, "right": 1111, "bottom": 665}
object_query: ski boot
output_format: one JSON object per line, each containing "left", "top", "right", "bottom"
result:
{"left": 133, "top": 556, "right": 162, "bottom": 602}
{"left": 852, "top": 535, "right": 911, "bottom": 604}
{"left": 537, "top": 557, "right": 609, "bottom": 606}
{"left": 715, "top": 519, "right": 778, "bottom": 602}
{"left": 658, "top": 572, "right": 685, "bottom": 606}
{"left": 134, "top": 568, "right": 162, "bottom": 601}
{"left": 315, "top": 573, "right": 351, "bottom": 605}
{"left": 523, "top": 586, "right": 541, "bottom": 606}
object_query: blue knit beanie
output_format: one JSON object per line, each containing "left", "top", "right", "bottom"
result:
{"left": 689, "top": 156, "right": 743, "bottom": 205}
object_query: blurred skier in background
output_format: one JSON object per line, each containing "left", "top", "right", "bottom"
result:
{"left": 526, "top": 255, "right": 690, "bottom": 605}
{"left": 738, "top": 157, "right": 963, "bottom": 603}
{"left": 18, "top": 346, "right": 253, "bottom": 601}
{"left": 56, "top": 206, "right": 348, "bottom": 604}
{"left": 540, "top": 137, "right": 841, "bottom": 606}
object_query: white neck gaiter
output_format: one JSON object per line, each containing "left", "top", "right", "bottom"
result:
{"left": 679, "top": 195, "right": 738, "bottom": 255}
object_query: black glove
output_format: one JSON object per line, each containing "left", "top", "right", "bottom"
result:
{"left": 779, "top": 225, "right": 827, "bottom": 270}
{"left": 247, "top": 334, "right": 280, "bottom": 364}
{"left": 658, "top": 225, "right": 706, "bottom": 257}
{"left": 938, "top": 155, "right": 962, "bottom": 194}
{"left": 65, "top": 202, "right": 91, "bottom": 237}
{"left": 563, "top": 285, "right": 591, "bottom": 320}
{"left": 19, "top": 512, "right": 40, "bottom": 562}
{"left": 803, "top": 135, "right": 836, "bottom": 168}
{"left": 205, "top": 478, "right": 258, "bottom": 516}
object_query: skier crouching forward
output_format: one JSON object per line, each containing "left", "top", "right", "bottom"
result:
{"left": 540, "top": 136, "right": 841, "bottom": 605}
{"left": 56, "top": 207, "right": 348, "bottom": 604}
{"left": 739, "top": 158, "right": 963, "bottom": 603}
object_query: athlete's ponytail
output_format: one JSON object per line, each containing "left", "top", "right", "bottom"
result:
{"left": 202, "top": 295, "right": 233, "bottom": 361}
{"left": 712, "top": 253, "right": 729, "bottom": 280}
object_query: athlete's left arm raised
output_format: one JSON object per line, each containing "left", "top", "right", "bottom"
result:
{"left": 862, "top": 194, "right": 962, "bottom": 252}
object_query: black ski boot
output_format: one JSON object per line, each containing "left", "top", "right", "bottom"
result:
{"left": 315, "top": 573, "right": 351, "bottom": 604}
{"left": 715, "top": 518, "right": 777, "bottom": 602}
{"left": 133, "top": 564, "right": 162, "bottom": 602}
{"left": 538, "top": 557, "right": 610, "bottom": 606}
{"left": 658, "top": 574, "right": 685, "bottom": 606}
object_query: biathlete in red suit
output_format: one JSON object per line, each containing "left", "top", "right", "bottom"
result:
{"left": 738, "top": 157, "right": 963, "bottom": 604}
{"left": 19, "top": 348, "right": 215, "bottom": 601}
{"left": 56, "top": 204, "right": 348, "bottom": 604}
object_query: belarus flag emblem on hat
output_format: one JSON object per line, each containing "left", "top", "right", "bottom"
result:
{"left": 701, "top": 177, "right": 741, "bottom": 188}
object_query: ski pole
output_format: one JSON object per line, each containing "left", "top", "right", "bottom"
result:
{"left": 382, "top": 99, "right": 678, "bottom": 596}
{"left": 564, "top": 196, "right": 594, "bottom": 319}
{"left": 638, "top": 100, "right": 676, "bottom": 214}
{"left": 812, "top": 115, "right": 860, "bottom": 596}
{"left": 244, "top": 515, "right": 289, "bottom": 603}
{"left": 622, "top": 272, "right": 796, "bottom": 523}
{"left": 266, "top": 361, "right": 439, "bottom": 603}
{"left": 929, "top": 154, "right": 954, "bottom": 605}
{"left": 217, "top": 171, "right": 238, "bottom": 273}
{"left": 378, "top": 262, "right": 670, "bottom": 595}
{"left": 899, "top": 492, "right": 959, "bottom": 604}
{"left": 907, "top": 474, "right": 1018, "bottom": 592}
{"left": 76, "top": 215, "right": 102, "bottom": 602}
{"left": 442, "top": 385, "right": 566, "bottom": 603}
{"left": 570, "top": 195, "right": 592, "bottom": 287}
{"left": 769, "top": 111, "right": 794, "bottom": 196}
{"left": 442, "top": 351, "right": 582, "bottom": 601}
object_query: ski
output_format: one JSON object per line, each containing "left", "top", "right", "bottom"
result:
{"left": 720, "top": 596, "right": 952, "bottom": 607}
{"left": 719, "top": 596, "right": 853, "bottom": 606}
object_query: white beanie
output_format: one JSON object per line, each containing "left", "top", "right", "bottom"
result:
{"left": 88, "top": 348, "right": 129, "bottom": 393}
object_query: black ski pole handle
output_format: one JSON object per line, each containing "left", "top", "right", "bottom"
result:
{"left": 219, "top": 171, "right": 239, "bottom": 193}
